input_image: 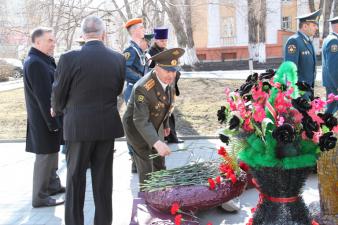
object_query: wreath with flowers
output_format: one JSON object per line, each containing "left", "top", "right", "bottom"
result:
{"left": 217, "top": 61, "right": 338, "bottom": 169}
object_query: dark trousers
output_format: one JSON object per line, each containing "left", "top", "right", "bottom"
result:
{"left": 32, "top": 152, "right": 61, "bottom": 205}
{"left": 131, "top": 144, "right": 166, "bottom": 190}
{"left": 65, "top": 140, "right": 114, "bottom": 225}
{"left": 165, "top": 113, "right": 178, "bottom": 141}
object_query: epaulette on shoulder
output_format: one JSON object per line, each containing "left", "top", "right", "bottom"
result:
{"left": 143, "top": 79, "right": 155, "bottom": 91}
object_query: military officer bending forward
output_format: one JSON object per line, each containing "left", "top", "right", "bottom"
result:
{"left": 123, "top": 48, "right": 185, "bottom": 189}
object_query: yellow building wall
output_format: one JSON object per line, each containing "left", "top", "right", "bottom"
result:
{"left": 282, "top": 0, "right": 298, "bottom": 32}
{"left": 219, "top": 2, "right": 236, "bottom": 46}
{"left": 191, "top": 0, "right": 208, "bottom": 48}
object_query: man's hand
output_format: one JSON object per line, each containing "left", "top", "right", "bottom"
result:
{"left": 153, "top": 140, "right": 171, "bottom": 157}
{"left": 164, "top": 128, "right": 171, "bottom": 137}
{"left": 50, "top": 108, "right": 56, "bottom": 117}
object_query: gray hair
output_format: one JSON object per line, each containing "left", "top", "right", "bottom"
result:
{"left": 81, "top": 15, "right": 105, "bottom": 36}
{"left": 31, "top": 27, "right": 53, "bottom": 43}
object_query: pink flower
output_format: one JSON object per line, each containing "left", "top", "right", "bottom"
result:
{"left": 301, "top": 131, "right": 308, "bottom": 140}
{"left": 312, "top": 131, "right": 322, "bottom": 144}
{"left": 311, "top": 98, "right": 326, "bottom": 111}
{"left": 332, "top": 125, "right": 338, "bottom": 134}
{"left": 274, "top": 92, "right": 291, "bottom": 113}
{"left": 243, "top": 118, "right": 254, "bottom": 132}
{"left": 326, "top": 93, "right": 338, "bottom": 103}
{"left": 224, "top": 87, "right": 230, "bottom": 97}
{"left": 277, "top": 116, "right": 285, "bottom": 126}
{"left": 308, "top": 109, "right": 324, "bottom": 124}
{"left": 228, "top": 99, "right": 237, "bottom": 111}
{"left": 253, "top": 104, "right": 266, "bottom": 123}
{"left": 290, "top": 109, "right": 303, "bottom": 124}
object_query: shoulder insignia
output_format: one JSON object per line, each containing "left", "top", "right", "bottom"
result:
{"left": 288, "top": 44, "right": 296, "bottom": 54}
{"left": 137, "top": 95, "right": 145, "bottom": 103}
{"left": 331, "top": 44, "right": 338, "bottom": 53}
{"left": 143, "top": 79, "right": 155, "bottom": 91}
{"left": 124, "top": 52, "right": 130, "bottom": 60}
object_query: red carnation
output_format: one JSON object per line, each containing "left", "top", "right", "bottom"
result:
{"left": 239, "top": 161, "right": 250, "bottom": 172}
{"left": 218, "top": 146, "right": 227, "bottom": 157}
{"left": 171, "top": 202, "right": 180, "bottom": 215}
{"left": 208, "top": 178, "right": 216, "bottom": 190}
{"left": 174, "top": 214, "right": 182, "bottom": 225}
{"left": 215, "top": 176, "right": 221, "bottom": 184}
{"left": 230, "top": 174, "right": 237, "bottom": 183}
{"left": 311, "top": 220, "right": 319, "bottom": 225}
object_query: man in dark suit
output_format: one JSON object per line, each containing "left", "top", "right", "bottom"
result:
{"left": 23, "top": 27, "right": 65, "bottom": 208}
{"left": 284, "top": 9, "right": 321, "bottom": 99}
{"left": 51, "top": 16, "right": 125, "bottom": 225}
{"left": 123, "top": 48, "right": 185, "bottom": 189}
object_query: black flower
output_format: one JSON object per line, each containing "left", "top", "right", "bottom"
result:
{"left": 272, "top": 123, "right": 296, "bottom": 144}
{"left": 239, "top": 82, "right": 254, "bottom": 96}
{"left": 229, "top": 116, "right": 240, "bottom": 130}
{"left": 219, "top": 133, "right": 230, "bottom": 145}
{"left": 318, "top": 113, "right": 338, "bottom": 130}
{"left": 292, "top": 97, "right": 312, "bottom": 113}
{"left": 302, "top": 115, "right": 319, "bottom": 139}
{"left": 259, "top": 69, "right": 275, "bottom": 80}
{"left": 217, "top": 106, "right": 226, "bottom": 124}
{"left": 296, "top": 81, "right": 313, "bottom": 92}
{"left": 319, "top": 132, "right": 337, "bottom": 151}
{"left": 246, "top": 73, "right": 258, "bottom": 83}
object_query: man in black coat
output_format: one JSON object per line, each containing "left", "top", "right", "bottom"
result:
{"left": 23, "top": 27, "right": 65, "bottom": 208}
{"left": 52, "top": 16, "right": 125, "bottom": 225}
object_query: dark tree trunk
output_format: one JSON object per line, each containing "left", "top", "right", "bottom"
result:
{"left": 334, "top": 0, "right": 338, "bottom": 17}
{"left": 322, "top": 0, "right": 334, "bottom": 39}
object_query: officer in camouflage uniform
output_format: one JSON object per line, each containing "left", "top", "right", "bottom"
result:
{"left": 123, "top": 48, "right": 185, "bottom": 188}
{"left": 322, "top": 16, "right": 338, "bottom": 114}
{"left": 284, "top": 9, "right": 321, "bottom": 99}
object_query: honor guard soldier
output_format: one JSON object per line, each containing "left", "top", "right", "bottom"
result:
{"left": 123, "top": 18, "right": 146, "bottom": 103}
{"left": 284, "top": 9, "right": 321, "bottom": 99}
{"left": 123, "top": 48, "right": 185, "bottom": 189}
{"left": 322, "top": 16, "right": 338, "bottom": 114}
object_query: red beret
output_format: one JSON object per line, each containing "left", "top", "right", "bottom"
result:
{"left": 125, "top": 18, "right": 143, "bottom": 29}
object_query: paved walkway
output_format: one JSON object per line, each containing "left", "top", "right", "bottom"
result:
{"left": 0, "top": 140, "right": 320, "bottom": 225}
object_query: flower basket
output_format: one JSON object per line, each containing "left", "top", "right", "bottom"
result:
{"left": 250, "top": 166, "right": 313, "bottom": 225}
{"left": 144, "top": 170, "right": 247, "bottom": 213}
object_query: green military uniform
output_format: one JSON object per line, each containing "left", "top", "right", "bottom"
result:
{"left": 122, "top": 48, "right": 184, "bottom": 187}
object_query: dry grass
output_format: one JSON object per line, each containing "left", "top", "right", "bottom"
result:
{"left": 0, "top": 79, "right": 327, "bottom": 139}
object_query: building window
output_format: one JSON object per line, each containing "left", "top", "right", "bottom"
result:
{"left": 282, "top": 16, "right": 292, "bottom": 30}
{"left": 221, "top": 17, "right": 236, "bottom": 46}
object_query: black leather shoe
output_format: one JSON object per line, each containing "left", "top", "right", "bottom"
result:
{"left": 32, "top": 197, "right": 64, "bottom": 208}
{"left": 49, "top": 186, "right": 66, "bottom": 195}
{"left": 167, "top": 138, "right": 184, "bottom": 144}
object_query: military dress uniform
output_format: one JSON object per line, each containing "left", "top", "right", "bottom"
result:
{"left": 322, "top": 17, "right": 338, "bottom": 114}
{"left": 123, "top": 40, "right": 147, "bottom": 103}
{"left": 284, "top": 9, "right": 321, "bottom": 99}
{"left": 122, "top": 48, "right": 185, "bottom": 187}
